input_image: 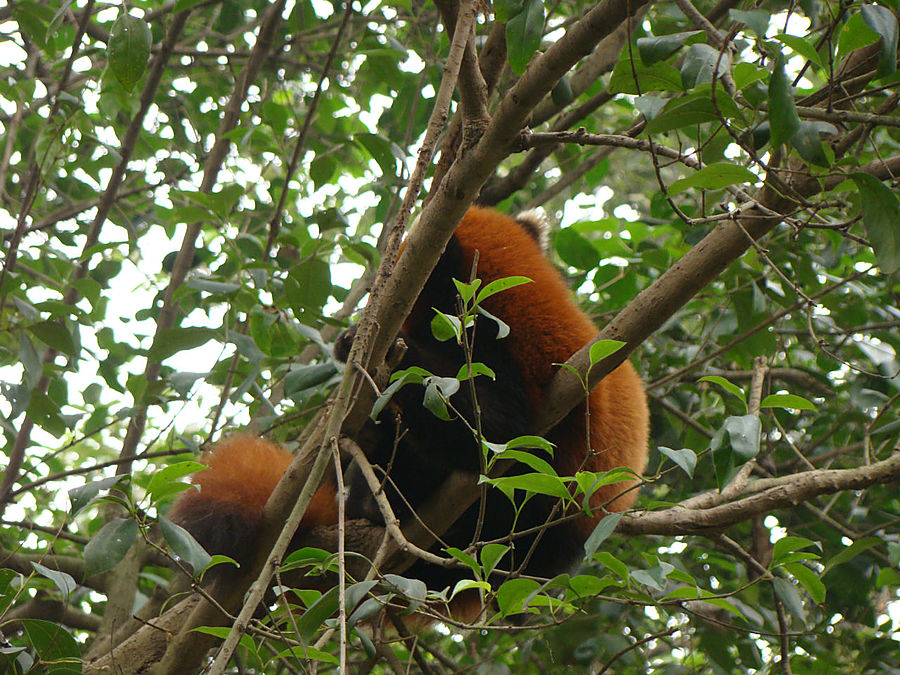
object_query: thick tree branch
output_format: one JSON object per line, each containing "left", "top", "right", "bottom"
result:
{"left": 618, "top": 452, "right": 900, "bottom": 536}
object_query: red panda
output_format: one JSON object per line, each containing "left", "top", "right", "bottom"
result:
{"left": 171, "top": 207, "right": 648, "bottom": 614}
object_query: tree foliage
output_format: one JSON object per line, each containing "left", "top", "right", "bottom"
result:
{"left": 1, "top": 0, "right": 900, "bottom": 672}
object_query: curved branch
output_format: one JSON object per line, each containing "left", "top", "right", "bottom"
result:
{"left": 618, "top": 452, "right": 900, "bottom": 536}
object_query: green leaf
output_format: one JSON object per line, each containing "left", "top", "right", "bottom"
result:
{"left": 148, "top": 327, "right": 218, "bottom": 361}
{"left": 773, "top": 536, "right": 817, "bottom": 565}
{"left": 658, "top": 446, "right": 697, "bottom": 478}
{"left": 644, "top": 95, "right": 724, "bottom": 134}
{"left": 494, "top": 450, "right": 556, "bottom": 477}
{"left": 767, "top": 55, "right": 800, "bottom": 148}
{"left": 861, "top": 4, "right": 898, "bottom": 76}
{"left": 453, "top": 278, "right": 481, "bottom": 304}
{"left": 593, "top": 551, "right": 629, "bottom": 580}
{"left": 12, "top": 2, "right": 53, "bottom": 51}
{"left": 555, "top": 227, "right": 600, "bottom": 270}
{"left": 589, "top": 340, "right": 626, "bottom": 368}
{"left": 108, "top": 13, "right": 152, "bottom": 91}
{"left": 783, "top": 562, "right": 826, "bottom": 604}
{"left": 186, "top": 277, "right": 241, "bottom": 294}
{"left": 699, "top": 375, "right": 747, "bottom": 410}
{"left": 286, "top": 258, "right": 332, "bottom": 309}
{"left": 372, "top": 370, "right": 422, "bottom": 419}
{"left": 445, "top": 547, "right": 481, "bottom": 576}
{"left": 680, "top": 43, "right": 731, "bottom": 89}
{"left": 383, "top": 573, "right": 428, "bottom": 603}
{"left": 476, "top": 304, "right": 512, "bottom": 339}
{"left": 837, "top": 12, "right": 881, "bottom": 59}
{"left": 760, "top": 394, "right": 816, "bottom": 411}
{"left": 475, "top": 276, "right": 532, "bottom": 304}
{"left": 160, "top": 517, "right": 212, "bottom": 574}
{"left": 296, "top": 586, "right": 340, "bottom": 641}
{"left": 30, "top": 562, "right": 76, "bottom": 602}
{"left": 28, "top": 320, "right": 76, "bottom": 356}
{"left": 494, "top": 0, "right": 524, "bottom": 23}
{"left": 728, "top": 8, "right": 770, "bottom": 37}
{"left": 481, "top": 543, "right": 510, "bottom": 577}
{"left": 355, "top": 132, "right": 402, "bottom": 177}
{"left": 18, "top": 330, "right": 41, "bottom": 389}
{"left": 506, "top": 0, "right": 543, "bottom": 75}
{"left": 568, "top": 574, "right": 618, "bottom": 597}
{"left": 551, "top": 75, "right": 574, "bottom": 105}
{"left": 431, "top": 310, "right": 462, "bottom": 343}
{"left": 669, "top": 163, "right": 757, "bottom": 195}
{"left": 483, "top": 472, "right": 571, "bottom": 499}
{"left": 68, "top": 475, "right": 127, "bottom": 515}
{"left": 84, "top": 518, "right": 139, "bottom": 576}
{"left": 146, "top": 461, "right": 205, "bottom": 502}
{"left": 723, "top": 414, "right": 760, "bottom": 459}
{"left": 17, "top": 619, "right": 81, "bottom": 674}
{"left": 456, "top": 361, "right": 496, "bottom": 381}
{"left": 772, "top": 576, "right": 806, "bottom": 625}
{"left": 583, "top": 512, "right": 623, "bottom": 558}
{"left": 608, "top": 58, "right": 683, "bottom": 94}
{"left": 421, "top": 377, "right": 458, "bottom": 422}
{"left": 631, "top": 561, "right": 674, "bottom": 591}
{"left": 449, "top": 578, "right": 492, "bottom": 599}
{"left": 851, "top": 173, "right": 900, "bottom": 274}
{"left": 774, "top": 33, "right": 824, "bottom": 68}
{"left": 505, "top": 435, "right": 555, "bottom": 454}
{"left": 228, "top": 333, "right": 263, "bottom": 366}
{"left": 637, "top": 30, "right": 705, "bottom": 65}
{"left": 790, "top": 120, "right": 832, "bottom": 167}
{"left": 496, "top": 578, "right": 541, "bottom": 615}
{"left": 284, "top": 363, "right": 338, "bottom": 396}
{"left": 824, "top": 536, "right": 883, "bottom": 574}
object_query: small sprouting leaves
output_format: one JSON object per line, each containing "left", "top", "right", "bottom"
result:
{"left": 481, "top": 543, "right": 510, "bottom": 578}
{"left": 588, "top": 339, "right": 626, "bottom": 368}
{"left": 850, "top": 173, "right": 900, "bottom": 274}
{"left": 767, "top": 55, "right": 800, "bottom": 148}
{"left": 108, "top": 13, "right": 152, "bottom": 91}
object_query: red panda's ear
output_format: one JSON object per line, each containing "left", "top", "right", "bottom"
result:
{"left": 514, "top": 210, "right": 549, "bottom": 251}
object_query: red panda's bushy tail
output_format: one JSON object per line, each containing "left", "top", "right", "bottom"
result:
{"left": 170, "top": 435, "right": 337, "bottom": 564}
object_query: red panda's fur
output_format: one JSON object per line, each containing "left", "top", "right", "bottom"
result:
{"left": 172, "top": 207, "right": 649, "bottom": 614}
